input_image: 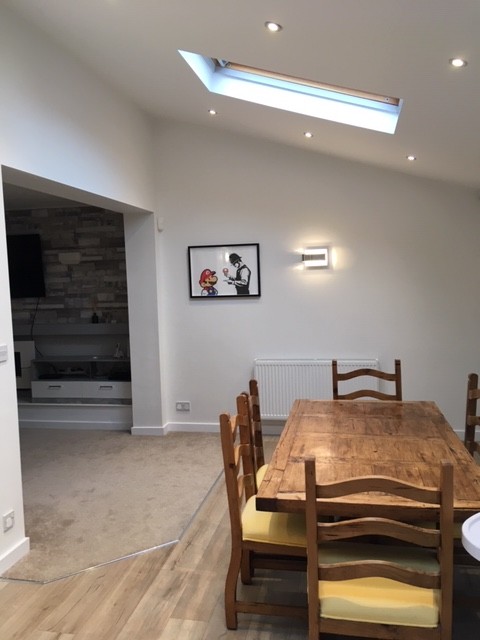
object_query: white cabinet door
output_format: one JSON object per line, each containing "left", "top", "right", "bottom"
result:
{"left": 83, "top": 381, "right": 131, "bottom": 399}
{"left": 31, "top": 381, "right": 85, "bottom": 399}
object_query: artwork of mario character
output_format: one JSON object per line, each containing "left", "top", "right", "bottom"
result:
{"left": 199, "top": 268, "right": 218, "bottom": 296}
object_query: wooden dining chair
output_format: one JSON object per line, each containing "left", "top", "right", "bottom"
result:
{"left": 332, "top": 358, "right": 402, "bottom": 400}
{"left": 464, "top": 372, "right": 480, "bottom": 457}
{"left": 220, "top": 395, "right": 307, "bottom": 630}
{"left": 304, "top": 456, "right": 453, "bottom": 640}
{"left": 241, "top": 379, "right": 268, "bottom": 489}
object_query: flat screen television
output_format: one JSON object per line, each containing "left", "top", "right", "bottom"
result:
{"left": 7, "top": 233, "right": 46, "bottom": 299}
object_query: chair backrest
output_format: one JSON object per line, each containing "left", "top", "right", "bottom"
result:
{"left": 237, "top": 389, "right": 260, "bottom": 490}
{"left": 332, "top": 359, "right": 402, "bottom": 401}
{"left": 247, "top": 378, "right": 265, "bottom": 470}
{"left": 304, "top": 456, "right": 453, "bottom": 639}
{"left": 219, "top": 395, "right": 256, "bottom": 543}
{"left": 464, "top": 372, "right": 480, "bottom": 457}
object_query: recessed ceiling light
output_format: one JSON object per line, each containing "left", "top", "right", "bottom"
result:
{"left": 265, "top": 21, "right": 282, "bottom": 33}
{"left": 449, "top": 58, "right": 468, "bottom": 68}
{"left": 304, "top": 131, "right": 313, "bottom": 139}
{"left": 208, "top": 109, "right": 217, "bottom": 115}
{"left": 406, "top": 154, "right": 416, "bottom": 161}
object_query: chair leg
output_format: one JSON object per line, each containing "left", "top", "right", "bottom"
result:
{"left": 225, "top": 546, "right": 242, "bottom": 629}
{"left": 308, "top": 590, "right": 319, "bottom": 640}
{"left": 240, "top": 549, "right": 254, "bottom": 584}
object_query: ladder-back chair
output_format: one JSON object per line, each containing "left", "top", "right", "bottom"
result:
{"left": 464, "top": 372, "right": 480, "bottom": 457}
{"left": 220, "top": 395, "right": 307, "bottom": 629}
{"left": 332, "top": 359, "right": 402, "bottom": 401}
{"left": 304, "top": 456, "right": 453, "bottom": 640}
{"left": 241, "top": 379, "right": 268, "bottom": 489}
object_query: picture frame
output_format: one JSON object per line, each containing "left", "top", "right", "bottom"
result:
{"left": 188, "top": 243, "right": 261, "bottom": 299}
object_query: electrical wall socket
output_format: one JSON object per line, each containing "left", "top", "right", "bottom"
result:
{"left": 2, "top": 510, "right": 15, "bottom": 533}
{"left": 176, "top": 401, "right": 190, "bottom": 411}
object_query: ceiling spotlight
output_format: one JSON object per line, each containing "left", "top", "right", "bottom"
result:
{"left": 406, "top": 154, "right": 416, "bottom": 161}
{"left": 208, "top": 109, "right": 217, "bottom": 116}
{"left": 304, "top": 131, "right": 314, "bottom": 139}
{"left": 449, "top": 58, "right": 467, "bottom": 68}
{"left": 265, "top": 21, "right": 282, "bottom": 33}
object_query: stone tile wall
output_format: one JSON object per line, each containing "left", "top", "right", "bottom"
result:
{"left": 6, "top": 207, "right": 128, "bottom": 325}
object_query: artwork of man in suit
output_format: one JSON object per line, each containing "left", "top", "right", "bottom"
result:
{"left": 224, "top": 252, "right": 251, "bottom": 295}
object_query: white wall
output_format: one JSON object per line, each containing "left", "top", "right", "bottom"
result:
{"left": 156, "top": 122, "right": 480, "bottom": 433}
{"left": 0, "top": 6, "right": 155, "bottom": 210}
{"left": 0, "top": 180, "right": 29, "bottom": 573}
{"left": 0, "top": 6, "right": 159, "bottom": 571}
{"left": 124, "top": 212, "right": 163, "bottom": 431}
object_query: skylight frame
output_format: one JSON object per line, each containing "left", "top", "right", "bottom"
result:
{"left": 179, "top": 50, "right": 403, "bottom": 135}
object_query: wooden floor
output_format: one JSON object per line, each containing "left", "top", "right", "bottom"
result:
{"left": 1, "top": 477, "right": 479, "bottom": 640}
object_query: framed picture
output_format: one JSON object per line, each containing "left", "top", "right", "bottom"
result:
{"left": 188, "top": 243, "right": 261, "bottom": 299}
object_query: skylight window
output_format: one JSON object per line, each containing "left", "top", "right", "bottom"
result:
{"left": 179, "top": 51, "right": 403, "bottom": 134}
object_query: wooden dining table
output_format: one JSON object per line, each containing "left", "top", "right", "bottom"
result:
{"left": 256, "top": 399, "right": 480, "bottom": 522}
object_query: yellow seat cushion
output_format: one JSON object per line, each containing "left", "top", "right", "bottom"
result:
{"left": 317, "top": 543, "right": 440, "bottom": 628}
{"left": 319, "top": 577, "right": 439, "bottom": 627}
{"left": 242, "top": 496, "right": 306, "bottom": 547}
{"left": 256, "top": 463, "right": 269, "bottom": 486}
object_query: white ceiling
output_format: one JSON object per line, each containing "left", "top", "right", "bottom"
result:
{"left": 4, "top": 0, "right": 480, "bottom": 196}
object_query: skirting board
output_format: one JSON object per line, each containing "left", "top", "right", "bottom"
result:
{"left": 131, "top": 422, "right": 285, "bottom": 436}
{"left": 0, "top": 536, "right": 30, "bottom": 575}
{"left": 132, "top": 422, "right": 219, "bottom": 436}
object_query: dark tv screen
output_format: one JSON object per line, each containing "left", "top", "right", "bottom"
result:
{"left": 7, "top": 234, "right": 46, "bottom": 299}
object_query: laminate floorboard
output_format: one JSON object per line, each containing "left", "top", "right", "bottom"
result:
{"left": 1, "top": 474, "right": 479, "bottom": 639}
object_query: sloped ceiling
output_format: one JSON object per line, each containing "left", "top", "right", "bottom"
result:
{"left": 3, "top": 0, "right": 480, "bottom": 192}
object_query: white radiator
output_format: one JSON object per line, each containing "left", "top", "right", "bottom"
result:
{"left": 253, "top": 358, "right": 379, "bottom": 419}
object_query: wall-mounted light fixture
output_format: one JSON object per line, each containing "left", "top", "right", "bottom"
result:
{"left": 302, "top": 246, "right": 330, "bottom": 269}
